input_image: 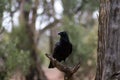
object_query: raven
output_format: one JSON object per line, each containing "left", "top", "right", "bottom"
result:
{"left": 49, "top": 31, "right": 72, "bottom": 68}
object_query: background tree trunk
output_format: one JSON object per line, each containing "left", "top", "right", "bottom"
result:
{"left": 95, "top": 0, "right": 120, "bottom": 80}
{"left": 19, "top": 0, "right": 47, "bottom": 80}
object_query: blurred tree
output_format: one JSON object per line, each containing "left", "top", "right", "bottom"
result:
{"left": 1, "top": 0, "right": 60, "bottom": 79}
{"left": 0, "top": 0, "right": 99, "bottom": 80}
{"left": 62, "top": 0, "right": 98, "bottom": 15}
{"left": 0, "top": 0, "right": 8, "bottom": 79}
{"left": 18, "top": 0, "right": 61, "bottom": 80}
{"left": 62, "top": 0, "right": 99, "bottom": 27}
{"left": 0, "top": 0, "right": 5, "bottom": 27}
{"left": 95, "top": 0, "right": 120, "bottom": 80}
{"left": 18, "top": 0, "right": 47, "bottom": 79}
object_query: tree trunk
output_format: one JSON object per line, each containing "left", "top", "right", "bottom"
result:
{"left": 49, "top": 28, "right": 58, "bottom": 54}
{"left": 49, "top": 29, "right": 54, "bottom": 53}
{"left": 19, "top": 0, "right": 47, "bottom": 80}
{"left": 95, "top": 0, "right": 120, "bottom": 80}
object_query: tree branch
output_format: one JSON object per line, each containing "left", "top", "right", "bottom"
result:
{"left": 36, "top": 19, "right": 60, "bottom": 43}
{"left": 45, "top": 54, "right": 80, "bottom": 80}
{"left": 39, "top": 19, "right": 60, "bottom": 35}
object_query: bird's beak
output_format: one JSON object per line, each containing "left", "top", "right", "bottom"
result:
{"left": 58, "top": 32, "right": 61, "bottom": 35}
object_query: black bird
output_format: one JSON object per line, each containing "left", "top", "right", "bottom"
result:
{"left": 49, "top": 31, "right": 72, "bottom": 68}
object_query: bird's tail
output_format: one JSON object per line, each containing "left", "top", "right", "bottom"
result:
{"left": 48, "top": 62, "right": 54, "bottom": 68}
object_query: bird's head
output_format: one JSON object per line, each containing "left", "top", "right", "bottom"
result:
{"left": 58, "top": 31, "right": 69, "bottom": 42}
{"left": 58, "top": 31, "right": 67, "bottom": 37}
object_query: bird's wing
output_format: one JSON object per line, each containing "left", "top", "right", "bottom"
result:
{"left": 52, "top": 42, "right": 62, "bottom": 58}
{"left": 69, "top": 43, "right": 72, "bottom": 53}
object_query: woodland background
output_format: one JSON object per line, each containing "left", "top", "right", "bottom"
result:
{"left": 0, "top": 0, "right": 99, "bottom": 80}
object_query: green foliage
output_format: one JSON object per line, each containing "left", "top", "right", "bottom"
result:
{"left": 5, "top": 42, "right": 31, "bottom": 74}
{"left": 59, "top": 16, "right": 98, "bottom": 80}
{"left": 82, "top": 0, "right": 99, "bottom": 11}
{"left": 0, "top": 71, "right": 6, "bottom": 80}
{"left": 24, "top": 1, "right": 32, "bottom": 11}
{"left": 0, "top": 0, "right": 7, "bottom": 27}
{"left": 62, "top": 0, "right": 99, "bottom": 17}
{"left": 0, "top": 33, "right": 31, "bottom": 78}
{"left": 10, "top": 26, "right": 32, "bottom": 50}
{"left": 62, "top": 0, "right": 79, "bottom": 16}
{"left": 0, "top": 0, "right": 13, "bottom": 14}
{"left": 61, "top": 16, "right": 97, "bottom": 68}
{"left": 0, "top": 0, "right": 99, "bottom": 79}
{"left": 0, "top": 0, "right": 7, "bottom": 16}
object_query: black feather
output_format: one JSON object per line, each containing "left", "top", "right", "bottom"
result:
{"left": 48, "top": 31, "right": 72, "bottom": 68}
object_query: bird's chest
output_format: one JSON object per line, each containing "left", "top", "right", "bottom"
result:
{"left": 60, "top": 43, "right": 70, "bottom": 53}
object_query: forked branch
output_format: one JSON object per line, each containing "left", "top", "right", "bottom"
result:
{"left": 45, "top": 54, "right": 80, "bottom": 80}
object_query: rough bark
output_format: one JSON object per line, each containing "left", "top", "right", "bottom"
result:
{"left": 95, "top": 0, "right": 120, "bottom": 80}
